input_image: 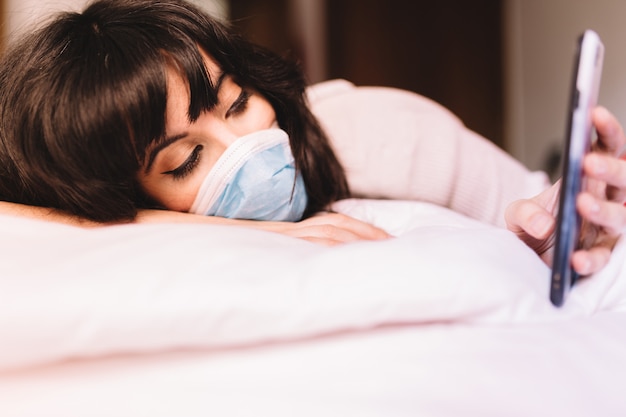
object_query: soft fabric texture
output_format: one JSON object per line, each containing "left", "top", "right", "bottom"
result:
{"left": 2, "top": 198, "right": 626, "bottom": 372}
{"left": 308, "top": 79, "right": 550, "bottom": 227}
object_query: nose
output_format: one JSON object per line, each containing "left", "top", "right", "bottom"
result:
{"left": 210, "top": 121, "right": 240, "bottom": 149}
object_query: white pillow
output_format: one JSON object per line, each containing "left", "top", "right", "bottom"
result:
{"left": 4, "top": 199, "right": 624, "bottom": 372}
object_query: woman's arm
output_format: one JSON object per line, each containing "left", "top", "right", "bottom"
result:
{"left": 0, "top": 201, "right": 101, "bottom": 227}
{"left": 136, "top": 209, "right": 390, "bottom": 245}
{"left": 310, "top": 82, "right": 549, "bottom": 227}
{"left": 0, "top": 200, "right": 389, "bottom": 245}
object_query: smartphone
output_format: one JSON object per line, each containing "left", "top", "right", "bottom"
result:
{"left": 550, "top": 30, "right": 604, "bottom": 307}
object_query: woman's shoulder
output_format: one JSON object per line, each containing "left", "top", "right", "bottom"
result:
{"left": 306, "top": 79, "right": 356, "bottom": 103}
{"left": 306, "top": 79, "right": 462, "bottom": 126}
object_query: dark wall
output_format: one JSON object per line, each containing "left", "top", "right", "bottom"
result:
{"left": 230, "top": 0, "right": 292, "bottom": 56}
{"left": 230, "top": 0, "right": 504, "bottom": 148}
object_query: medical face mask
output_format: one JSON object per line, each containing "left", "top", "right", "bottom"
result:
{"left": 189, "top": 128, "right": 308, "bottom": 222}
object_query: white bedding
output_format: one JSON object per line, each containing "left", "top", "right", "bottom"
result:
{"left": 2, "top": 312, "right": 626, "bottom": 417}
{"left": 1, "top": 198, "right": 626, "bottom": 416}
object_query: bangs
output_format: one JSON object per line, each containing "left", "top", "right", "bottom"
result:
{"left": 143, "top": 45, "right": 220, "bottom": 158}
{"left": 88, "top": 35, "right": 219, "bottom": 166}
{"left": 71, "top": 0, "right": 222, "bottom": 167}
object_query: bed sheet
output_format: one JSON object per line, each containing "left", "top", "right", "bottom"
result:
{"left": 1, "top": 198, "right": 626, "bottom": 416}
{"left": 1, "top": 311, "right": 626, "bottom": 417}
{"left": 3, "top": 198, "right": 626, "bottom": 371}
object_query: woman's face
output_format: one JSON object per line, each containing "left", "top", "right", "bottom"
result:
{"left": 138, "top": 52, "right": 277, "bottom": 212}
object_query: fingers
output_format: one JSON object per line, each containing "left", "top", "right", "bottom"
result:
{"left": 577, "top": 192, "right": 626, "bottom": 235}
{"left": 584, "top": 123, "right": 626, "bottom": 208}
{"left": 504, "top": 108, "right": 626, "bottom": 273}
{"left": 136, "top": 209, "right": 390, "bottom": 246}
{"left": 505, "top": 198, "right": 556, "bottom": 257}
{"left": 575, "top": 191, "right": 622, "bottom": 275}
{"left": 505, "top": 182, "right": 560, "bottom": 239}
{"left": 289, "top": 224, "right": 366, "bottom": 245}
{"left": 587, "top": 107, "right": 626, "bottom": 201}
{"left": 572, "top": 245, "right": 613, "bottom": 276}
{"left": 592, "top": 106, "right": 626, "bottom": 155}
{"left": 505, "top": 198, "right": 555, "bottom": 238}
{"left": 302, "top": 212, "right": 391, "bottom": 244}
{"left": 584, "top": 152, "right": 626, "bottom": 190}
{"left": 570, "top": 107, "right": 626, "bottom": 274}
{"left": 261, "top": 212, "right": 391, "bottom": 246}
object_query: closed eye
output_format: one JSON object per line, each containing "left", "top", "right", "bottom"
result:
{"left": 162, "top": 144, "right": 203, "bottom": 180}
{"left": 225, "top": 88, "right": 250, "bottom": 118}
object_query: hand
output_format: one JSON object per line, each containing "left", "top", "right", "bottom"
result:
{"left": 249, "top": 211, "right": 391, "bottom": 246}
{"left": 137, "top": 209, "right": 390, "bottom": 246}
{"left": 505, "top": 106, "right": 626, "bottom": 275}
{"left": 0, "top": 200, "right": 390, "bottom": 246}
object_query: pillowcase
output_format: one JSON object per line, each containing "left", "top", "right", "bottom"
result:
{"left": 4, "top": 198, "right": 624, "bottom": 372}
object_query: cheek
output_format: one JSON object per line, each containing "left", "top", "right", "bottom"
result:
{"left": 162, "top": 187, "right": 198, "bottom": 213}
{"left": 250, "top": 96, "right": 277, "bottom": 130}
{"left": 138, "top": 175, "right": 201, "bottom": 213}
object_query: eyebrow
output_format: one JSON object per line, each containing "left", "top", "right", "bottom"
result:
{"left": 143, "top": 72, "right": 229, "bottom": 174}
{"left": 144, "top": 133, "right": 188, "bottom": 174}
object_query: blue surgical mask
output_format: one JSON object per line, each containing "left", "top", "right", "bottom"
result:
{"left": 189, "top": 128, "right": 308, "bottom": 222}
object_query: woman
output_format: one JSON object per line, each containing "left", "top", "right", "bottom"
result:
{"left": 0, "top": 0, "right": 624, "bottom": 274}
{"left": 0, "top": 0, "right": 347, "bottom": 223}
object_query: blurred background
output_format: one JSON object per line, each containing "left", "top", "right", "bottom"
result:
{"left": 3, "top": 0, "right": 626, "bottom": 177}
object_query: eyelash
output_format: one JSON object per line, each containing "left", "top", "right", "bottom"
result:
{"left": 159, "top": 86, "right": 248, "bottom": 180}
{"left": 163, "top": 144, "right": 203, "bottom": 180}
{"left": 225, "top": 88, "right": 251, "bottom": 118}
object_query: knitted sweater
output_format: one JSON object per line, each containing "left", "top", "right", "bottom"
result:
{"left": 308, "top": 79, "right": 550, "bottom": 227}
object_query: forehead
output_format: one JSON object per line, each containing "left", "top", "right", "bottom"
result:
{"left": 198, "top": 48, "right": 221, "bottom": 78}
{"left": 164, "top": 48, "right": 223, "bottom": 115}
{"left": 165, "top": 47, "right": 222, "bottom": 85}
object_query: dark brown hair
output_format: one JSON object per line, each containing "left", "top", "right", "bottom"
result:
{"left": 0, "top": 0, "right": 349, "bottom": 222}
